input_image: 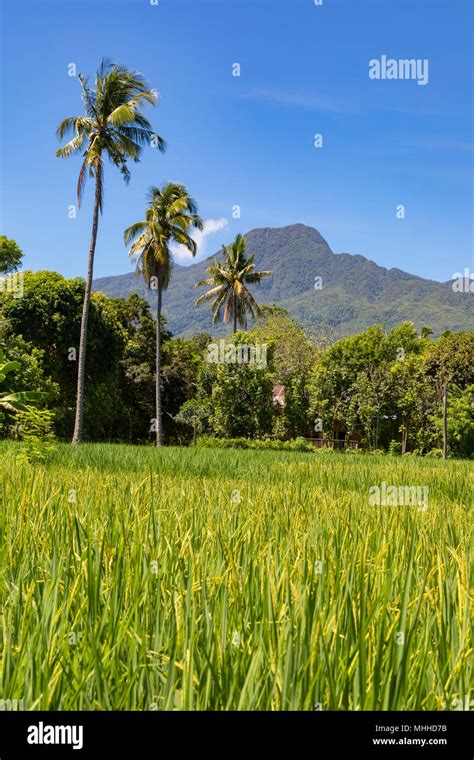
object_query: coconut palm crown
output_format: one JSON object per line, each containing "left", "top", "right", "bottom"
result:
{"left": 195, "top": 233, "right": 271, "bottom": 332}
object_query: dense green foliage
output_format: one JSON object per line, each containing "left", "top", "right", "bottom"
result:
{"left": 0, "top": 270, "right": 472, "bottom": 455}
{"left": 1, "top": 442, "right": 471, "bottom": 709}
{"left": 0, "top": 347, "right": 44, "bottom": 419}
{"left": 308, "top": 325, "right": 473, "bottom": 455}
{"left": 1, "top": 272, "right": 178, "bottom": 441}
{"left": 196, "top": 435, "right": 315, "bottom": 451}
{"left": 0, "top": 236, "right": 23, "bottom": 274}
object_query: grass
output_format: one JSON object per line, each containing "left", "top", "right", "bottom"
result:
{"left": 0, "top": 441, "right": 472, "bottom": 710}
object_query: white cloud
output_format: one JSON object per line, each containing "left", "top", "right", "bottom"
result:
{"left": 171, "top": 217, "right": 229, "bottom": 263}
{"left": 240, "top": 87, "right": 345, "bottom": 113}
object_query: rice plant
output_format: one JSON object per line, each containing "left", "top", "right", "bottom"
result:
{"left": 0, "top": 442, "right": 472, "bottom": 710}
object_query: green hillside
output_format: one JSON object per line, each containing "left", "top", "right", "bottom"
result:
{"left": 93, "top": 224, "right": 473, "bottom": 337}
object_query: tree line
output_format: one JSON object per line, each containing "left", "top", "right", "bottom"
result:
{"left": 0, "top": 263, "right": 472, "bottom": 457}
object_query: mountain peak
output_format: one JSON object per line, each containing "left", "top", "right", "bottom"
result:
{"left": 243, "top": 223, "right": 332, "bottom": 252}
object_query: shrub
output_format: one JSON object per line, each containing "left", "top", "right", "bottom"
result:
{"left": 196, "top": 436, "right": 314, "bottom": 452}
{"left": 15, "top": 406, "right": 57, "bottom": 465}
{"left": 426, "top": 448, "right": 443, "bottom": 458}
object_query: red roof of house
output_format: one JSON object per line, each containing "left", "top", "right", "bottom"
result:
{"left": 272, "top": 384, "right": 285, "bottom": 400}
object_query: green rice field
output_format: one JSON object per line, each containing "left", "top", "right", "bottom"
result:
{"left": 0, "top": 442, "right": 472, "bottom": 710}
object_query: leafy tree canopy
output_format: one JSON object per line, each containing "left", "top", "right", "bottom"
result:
{"left": 0, "top": 236, "right": 23, "bottom": 274}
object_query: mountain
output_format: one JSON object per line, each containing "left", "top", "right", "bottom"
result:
{"left": 93, "top": 224, "right": 473, "bottom": 338}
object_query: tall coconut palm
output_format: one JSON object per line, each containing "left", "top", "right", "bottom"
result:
{"left": 124, "top": 184, "right": 203, "bottom": 446}
{"left": 56, "top": 57, "right": 164, "bottom": 444}
{"left": 195, "top": 233, "right": 271, "bottom": 332}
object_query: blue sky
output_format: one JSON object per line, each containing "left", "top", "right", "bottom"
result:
{"left": 0, "top": 0, "right": 472, "bottom": 282}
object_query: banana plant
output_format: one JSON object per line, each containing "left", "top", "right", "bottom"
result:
{"left": 0, "top": 350, "right": 44, "bottom": 413}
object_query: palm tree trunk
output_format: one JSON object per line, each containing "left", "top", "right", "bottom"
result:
{"left": 72, "top": 175, "right": 101, "bottom": 444}
{"left": 442, "top": 384, "right": 448, "bottom": 460}
{"left": 233, "top": 294, "right": 237, "bottom": 333}
{"left": 155, "top": 284, "right": 163, "bottom": 447}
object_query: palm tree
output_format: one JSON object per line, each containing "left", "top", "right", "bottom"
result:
{"left": 56, "top": 57, "right": 164, "bottom": 444}
{"left": 195, "top": 234, "right": 271, "bottom": 332}
{"left": 124, "top": 184, "right": 203, "bottom": 446}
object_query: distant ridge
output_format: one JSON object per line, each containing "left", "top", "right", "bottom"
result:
{"left": 93, "top": 224, "right": 473, "bottom": 337}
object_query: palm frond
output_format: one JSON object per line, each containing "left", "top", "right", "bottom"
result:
{"left": 55, "top": 133, "right": 85, "bottom": 160}
{"left": 56, "top": 59, "right": 162, "bottom": 206}
{"left": 195, "top": 285, "right": 224, "bottom": 305}
{"left": 124, "top": 221, "right": 149, "bottom": 246}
